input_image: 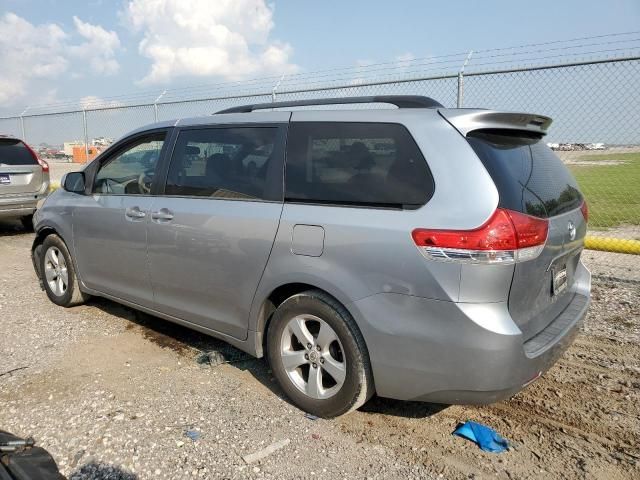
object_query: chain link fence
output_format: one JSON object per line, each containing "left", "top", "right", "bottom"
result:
{"left": 1, "top": 56, "right": 638, "bottom": 280}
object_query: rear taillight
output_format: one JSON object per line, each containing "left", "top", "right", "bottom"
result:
{"left": 412, "top": 209, "right": 549, "bottom": 264}
{"left": 22, "top": 141, "right": 49, "bottom": 172}
{"left": 37, "top": 157, "right": 49, "bottom": 173}
{"left": 580, "top": 200, "right": 588, "bottom": 223}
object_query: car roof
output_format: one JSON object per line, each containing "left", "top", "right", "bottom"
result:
{"left": 125, "top": 94, "right": 552, "bottom": 139}
{"left": 128, "top": 107, "right": 444, "bottom": 137}
{"left": 127, "top": 95, "right": 446, "bottom": 136}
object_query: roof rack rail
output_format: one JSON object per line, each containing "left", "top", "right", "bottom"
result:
{"left": 215, "top": 95, "right": 443, "bottom": 114}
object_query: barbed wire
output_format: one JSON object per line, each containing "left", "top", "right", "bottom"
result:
{"left": 65, "top": 29, "right": 640, "bottom": 106}
{"left": 2, "top": 31, "right": 640, "bottom": 116}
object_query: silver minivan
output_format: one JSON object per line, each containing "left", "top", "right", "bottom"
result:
{"left": 32, "top": 96, "right": 590, "bottom": 417}
{"left": 0, "top": 135, "right": 50, "bottom": 229}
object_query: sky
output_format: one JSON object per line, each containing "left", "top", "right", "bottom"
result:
{"left": 0, "top": 0, "right": 639, "bottom": 116}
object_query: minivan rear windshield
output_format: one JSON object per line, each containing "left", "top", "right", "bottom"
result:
{"left": 0, "top": 139, "right": 37, "bottom": 166}
{"left": 467, "top": 130, "right": 582, "bottom": 218}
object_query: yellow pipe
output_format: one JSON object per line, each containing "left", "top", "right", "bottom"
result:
{"left": 585, "top": 236, "right": 640, "bottom": 255}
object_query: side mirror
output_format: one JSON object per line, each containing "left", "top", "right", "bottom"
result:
{"left": 62, "top": 171, "right": 86, "bottom": 194}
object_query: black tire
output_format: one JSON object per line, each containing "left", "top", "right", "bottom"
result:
{"left": 266, "top": 290, "right": 374, "bottom": 417}
{"left": 40, "top": 234, "right": 89, "bottom": 307}
{"left": 20, "top": 214, "right": 34, "bottom": 231}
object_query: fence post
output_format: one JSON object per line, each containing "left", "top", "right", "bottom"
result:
{"left": 457, "top": 50, "right": 474, "bottom": 108}
{"left": 82, "top": 109, "right": 89, "bottom": 160}
{"left": 272, "top": 74, "right": 286, "bottom": 103}
{"left": 19, "top": 107, "right": 29, "bottom": 141}
{"left": 154, "top": 90, "right": 167, "bottom": 122}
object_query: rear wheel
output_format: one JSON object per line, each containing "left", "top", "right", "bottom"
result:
{"left": 20, "top": 214, "right": 34, "bottom": 231}
{"left": 40, "top": 235, "right": 89, "bottom": 307}
{"left": 267, "top": 290, "right": 373, "bottom": 417}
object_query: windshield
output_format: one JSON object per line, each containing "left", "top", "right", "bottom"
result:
{"left": 0, "top": 139, "right": 37, "bottom": 166}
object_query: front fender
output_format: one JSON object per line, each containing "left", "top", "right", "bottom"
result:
{"left": 31, "top": 190, "right": 80, "bottom": 286}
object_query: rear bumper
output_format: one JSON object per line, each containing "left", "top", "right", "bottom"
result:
{"left": 349, "top": 263, "right": 590, "bottom": 404}
{"left": 0, "top": 185, "right": 49, "bottom": 219}
{"left": 0, "top": 206, "right": 36, "bottom": 218}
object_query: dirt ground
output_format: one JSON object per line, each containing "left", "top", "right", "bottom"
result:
{"left": 0, "top": 219, "right": 638, "bottom": 480}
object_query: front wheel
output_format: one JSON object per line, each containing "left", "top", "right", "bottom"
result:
{"left": 40, "top": 234, "right": 89, "bottom": 307}
{"left": 267, "top": 290, "right": 374, "bottom": 417}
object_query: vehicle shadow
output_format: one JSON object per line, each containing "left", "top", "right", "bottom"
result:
{"left": 357, "top": 396, "right": 448, "bottom": 419}
{"left": 88, "top": 298, "right": 447, "bottom": 420}
{"left": 0, "top": 218, "right": 32, "bottom": 236}
{"left": 88, "top": 297, "right": 232, "bottom": 354}
{"left": 88, "top": 298, "right": 291, "bottom": 405}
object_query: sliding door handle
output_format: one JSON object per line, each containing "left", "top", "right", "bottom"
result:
{"left": 151, "top": 209, "right": 174, "bottom": 222}
{"left": 125, "top": 207, "right": 146, "bottom": 219}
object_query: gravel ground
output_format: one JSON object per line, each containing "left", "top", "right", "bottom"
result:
{"left": 0, "top": 218, "right": 639, "bottom": 480}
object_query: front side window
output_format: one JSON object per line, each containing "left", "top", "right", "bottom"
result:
{"left": 93, "top": 135, "right": 165, "bottom": 195}
{"left": 165, "top": 127, "right": 279, "bottom": 200}
{"left": 285, "top": 122, "right": 434, "bottom": 208}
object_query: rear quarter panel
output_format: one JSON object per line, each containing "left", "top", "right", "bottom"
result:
{"left": 249, "top": 109, "right": 500, "bottom": 332}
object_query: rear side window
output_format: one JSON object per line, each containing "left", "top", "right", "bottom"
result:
{"left": 467, "top": 130, "right": 582, "bottom": 218}
{"left": 0, "top": 139, "right": 37, "bottom": 166}
{"left": 165, "top": 127, "right": 280, "bottom": 201}
{"left": 285, "top": 122, "right": 434, "bottom": 208}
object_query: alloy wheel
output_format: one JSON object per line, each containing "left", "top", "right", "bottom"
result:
{"left": 280, "top": 314, "right": 346, "bottom": 399}
{"left": 44, "top": 246, "right": 68, "bottom": 297}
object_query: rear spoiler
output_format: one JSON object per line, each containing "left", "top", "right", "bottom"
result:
{"left": 439, "top": 109, "right": 552, "bottom": 137}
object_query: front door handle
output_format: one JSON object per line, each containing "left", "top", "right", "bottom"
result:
{"left": 151, "top": 208, "right": 174, "bottom": 222}
{"left": 125, "top": 207, "right": 146, "bottom": 219}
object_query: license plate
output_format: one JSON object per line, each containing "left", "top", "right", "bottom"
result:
{"left": 0, "top": 174, "right": 10, "bottom": 185}
{"left": 552, "top": 265, "right": 568, "bottom": 296}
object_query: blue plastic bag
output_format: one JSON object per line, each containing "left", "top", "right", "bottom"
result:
{"left": 453, "top": 421, "right": 509, "bottom": 453}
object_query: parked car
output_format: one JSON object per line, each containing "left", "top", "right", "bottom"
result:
{"left": 0, "top": 135, "right": 50, "bottom": 229}
{"left": 31, "top": 96, "right": 590, "bottom": 417}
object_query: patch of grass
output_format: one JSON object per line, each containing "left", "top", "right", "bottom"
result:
{"left": 568, "top": 152, "right": 640, "bottom": 229}
{"left": 577, "top": 152, "right": 640, "bottom": 162}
